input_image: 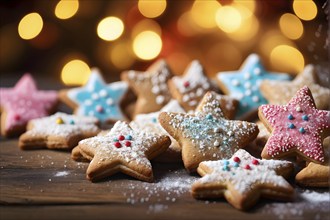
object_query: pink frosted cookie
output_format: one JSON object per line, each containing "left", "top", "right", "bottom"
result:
{"left": 168, "top": 60, "right": 216, "bottom": 112}
{"left": 191, "top": 149, "right": 294, "bottom": 210}
{"left": 76, "top": 121, "right": 171, "bottom": 182}
{"left": 0, "top": 74, "right": 58, "bottom": 137}
{"left": 19, "top": 112, "right": 100, "bottom": 150}
{"left": 259, "top": 86, "right": 330, "bottom": 163}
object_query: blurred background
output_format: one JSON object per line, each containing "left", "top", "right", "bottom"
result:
{"left": 0, "top": 0, "right": 328, "bottom": 88}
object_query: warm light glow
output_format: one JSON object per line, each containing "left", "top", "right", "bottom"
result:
{"left": 279, "top": 13, "right": 303, "bottom": 40}
{"left": 293, "top": 0, "right": 317, "bottom": 21}
{"left": 215, "top": 6, "right": 242, "bottom": 33}
{"left": 234, "top": 0, "right": 256, "bottom": 14}
{"left": 55, "top": 0, "right": 79, "bottom": 20}
{"left": 131, "top": 19, "right": 162, "bottom": 38}
{"left": 61, "top": 60, "right": 91, "bottom": 85}
{"left": 190, "top": 0, "right": 221, "bottom": 29}
{"left": 138, "top": 0, "right": 167, "bottom": 18}
{"left": 133, "top": 31, "right": 162, "bottom": 60}
{"left": 177, "top": 12, "right": 203, "bottom": 36}
{"left": 18, "top": 13, "right": 43, "bottom": 40}
{"left": 260, "top": 30, "right": 296, "bottom": 56}
{"left": 97, "top": 17, "right": 124, "bottom": 41}
{"left": 228, "top": 14, "right": 259, "bottom": 41}
{"left": 270, "top": 45, "right": 304, "bottom": 73}
{"left": 110, "top": 42, "right": 135, "bottom": 69}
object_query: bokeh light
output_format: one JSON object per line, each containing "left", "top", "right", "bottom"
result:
{"left": 131, "top": 19, "right": 162, "bottom": 38}
{"left": 190, "top": 0, "right": 221, "bottom": 29}
{"left": 55, "top": 0, "right": 79, "bottom": 20}
{"left": 97, "top": 16, "right": 124, "bottom": 41}
{"left": 270, "top": 45, "right": 304, "bottom": 73}
{"left": 293, "top": 0, "right": 317, "bottom": 21}
{"left": 177, "top": 12, "right": 203, "bottom": 36}
{"left": 138, "top": 0, "right": 167, "bottom": 18}
{"left": 110, "top": 41, "right": 135, "bottom": 70}
{"left": 228, "top": 14, "right": 259, "bottom": 41}
{"left": 18, "top": 12, "right": 43, "bottom": 40}
{"left": 215, "top": 6, "right": 242, "bottom": 33}
{"left": 259, "top": 30, "right": 296, "bottom": 57}
{"left": 279, "top": 13, "right": 303, "bottom": 40}
{"left": 133, "top": 31, "right": 162, "bottom": 60}
{"left": 61, "top": 59, "right": 91, "bottom": 85}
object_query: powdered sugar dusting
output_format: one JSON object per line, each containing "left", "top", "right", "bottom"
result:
{"left": 197, "top": 149, "right": 292, "bottom": 193}
{"left": 25, "top": 112, "right": 99, "bottom": 138}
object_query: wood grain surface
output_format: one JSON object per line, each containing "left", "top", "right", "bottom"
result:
{"left": 0, "top": 139, "right": 329, "bottom": 220}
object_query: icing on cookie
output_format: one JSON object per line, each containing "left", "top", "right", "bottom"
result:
{"left": 0, "top": 73, "right": 58, "bottom": 134}
{"left": 260, "top": 64, "right": 330, "bottom": 109}
{"left": 216, "top": 54, "right": 291, "bottom": 117}
{"left": 127, "top": 60, "right": 172, "bottom": 106}
{"left": 67, "top": 68, "right": 128, "bottom": 122}
{"left": 260, "top": 86, "right": 330, "bottom": 163}
{"left": 160, "top": 98, "right": 258, "bottom": 161}
{"left": 24, "top": 112, "right": 99, "bottom": 138}
{"left": 78, "top": 121, "right": 170, "bottom": 181}
{"left": 197, "top": 149, "right": 292, "bottom": 194}
{"left": 172, "top": 60, "right": 211, "bottom": 108}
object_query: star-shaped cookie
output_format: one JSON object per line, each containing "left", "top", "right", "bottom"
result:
{"left": 260, "top": 64, "right": 330, "bottom": 110}
{"left": 158, "top": 96, "right": 259, "bottom": 172}
{"left": 121, "top": 59, "right": 173, "bottom": 116}
{"left": 295, "top": 138, "right": 329, "bottom": 187}
{"left": 216, "top": 54, "right": 291, "bottom": 119}
{"left": 196, "top": 91, "right": 239, "bottom": 120}
{"left": 77, "top": 121, "right": 171, "bottom": 182}
{"left": 168, "top": 60, "right": 215, "bottom": 112}
{"left": 130, "top": 99, "right": 186, "bottom": 163}
{"left": 60, "top": 68, "right": 128, "bottom": 124}
{"left": 191, "top": 149, "right": 294, "bottom": 210}
{"left": 0, "top": 73, "right": 58, "bottom": 137}
{"left": 259, "top": 86, "right": 330, "bottom": 163}
{"left": 19, "top": 112, "right": 100, "bottom": 150}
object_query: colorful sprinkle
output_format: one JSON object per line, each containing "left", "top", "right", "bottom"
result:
{"left": 244, "top": 164, "right": 251, "bottom": 170}
{"left": 69, "top": 120, "right": 75, "bottom": 125}
{"left": 56, "top": 117, "right": 64, "bottom": 124}
{"left": 96, "top": 105, "right": 104, "bottom": 113}
{"left": 125, "top": 135, "right": 132, "bottom": 140}
{"left": 114, "top": 142, "right": 121, "bottom": 148}
{"left": 152, "top": 118, "right": 157, "bottom": 123}
{"left": 288, "top": 123, "right": 295, "bottom": 129}
{"left": 183, "top": 81, "right": 190, "bottom": 88}
{"left": 118, "top": 135, "right": 125, "bottom": 141}
{"left": 302, "top": 115, "right": 308, "bottom": 121}
{"left": 287, "top": 114, "right": 294, "bottom": 120}
{"left": 14, "top": 114, "right": 21, "bottom": 121}
{"left": 252, "top": 159, "right": 259, "bottom": 165}
{"left": 223, "top": 160, "right": 229, "bottom": 166}
{"left": 125, "top": 141, "right": 131, "bottom": 147}
{"left": 223, "top": 166, "right": 230, "bottom": 171}
{"left": 113, "top": 137, "right": 118, "bottom": 142}
{"left": 206, "top": 114, "right": 213, "bottom": 120}
{"left": 233, "top": 157, "right": 240, "bottom": 163}
{"left": 299, "top": 127, "right": 305, "bottom": 133}
{"left": 233, "top": 162, "right": 239, "bottom": 168}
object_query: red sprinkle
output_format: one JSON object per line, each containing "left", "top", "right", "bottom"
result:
{"left": 244, "top": 164, "right": 251, "bottom": 170}
{"left": 252, "top": 159, "right": 259, "bottom": 165}
{"left": 233, "top": 157, "right": 240, "bottom": 163}
{"left": 14, "top": 114, "right": 21, "bottom": 121}
{"left": 183, "top": 81, "right": 190, "bottom": 88}
{"left": 125, "top": 141, "right": 131, "bottom": 147}
{"left": 118, "top": 135, "right": 125, "bottom": 141}
{"left": 114, "top": 142, "right": 121, "bottom": 148}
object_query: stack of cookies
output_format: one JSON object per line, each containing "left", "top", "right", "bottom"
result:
{"left": 0, "top": 54, "right": 329, "bottom": 211}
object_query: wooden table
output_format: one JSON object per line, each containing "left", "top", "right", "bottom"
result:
{"left": 1, "top": 139, "right": 329, "bottom": 220}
